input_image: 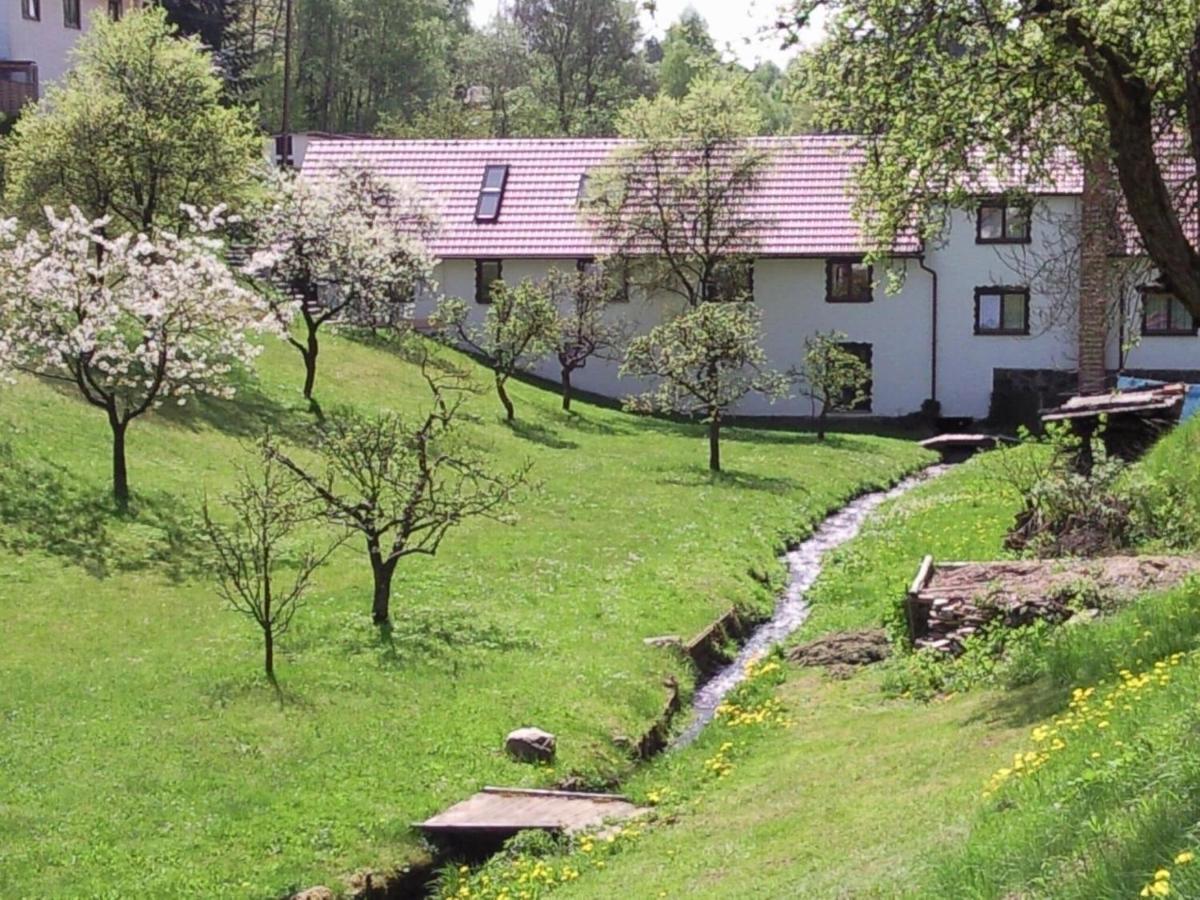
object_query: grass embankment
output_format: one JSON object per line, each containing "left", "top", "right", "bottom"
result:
{"left": 0, "top": 332, "right": 932, "bottom": 897}
{"left": 540, "top": 423, "right": 1200, "bottom": 900}
{"left": 800, "top": 449, "right": 1028, "bottom": 641}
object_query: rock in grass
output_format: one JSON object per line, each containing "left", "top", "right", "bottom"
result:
{"left": 642, "top": 635, "right": 683, "bottom": 649}
{"left": 292, "top": 887, "right": 334, "bottom": 900}
{"left": 505, "top": 727, "right": 557, "bottom": 763}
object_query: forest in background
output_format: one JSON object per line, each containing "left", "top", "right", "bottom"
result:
{"left": 159, "top": 0, "right": 806, "bottom": 137}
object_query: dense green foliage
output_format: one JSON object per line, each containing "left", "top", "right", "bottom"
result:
{"left": 1, "top": 7, "right": 260, "bottom": 232}
{"left": 0, "top": 331, "right": 930, "bottom": 896}
{"left": 790, "top": 0, "right": 1200, "bottom": 314}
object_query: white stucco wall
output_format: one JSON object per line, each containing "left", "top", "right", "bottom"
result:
{"left": 923, "top": 198, "right": 1082, "bottom": 418}
{"left": 3, "top": 1, "right": 117, "bottom": 88}
{"left": 409, "top": 193, "right": 1200, "bottom": 421}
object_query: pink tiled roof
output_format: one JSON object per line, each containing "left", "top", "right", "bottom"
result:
{"left": 301, "top": 135, "right": 927, "bottom": 259}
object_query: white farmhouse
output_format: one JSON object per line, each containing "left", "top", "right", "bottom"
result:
{"left": 302, "top": 136, "right": 1199, "bottom": 423}
{"left": 0, "top": 0, "right": 133, "bottom": 119}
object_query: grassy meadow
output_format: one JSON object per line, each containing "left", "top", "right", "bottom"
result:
{"left": 516, "top": 422, "right": 1200, "bottom": 900}
{"left": 0, "top": 331, "right": 933, "bottom": 897}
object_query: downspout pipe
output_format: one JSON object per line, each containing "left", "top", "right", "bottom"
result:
{"left": 918, "top": 254, "right": 939, "bottom": 406}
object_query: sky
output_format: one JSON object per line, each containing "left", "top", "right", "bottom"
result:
{"left": 468, "top": 0, "right": 828, "bottom": 70}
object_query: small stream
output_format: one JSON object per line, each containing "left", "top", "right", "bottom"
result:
{"left": 672, "top": 465, "right": 950, "bottom": 749}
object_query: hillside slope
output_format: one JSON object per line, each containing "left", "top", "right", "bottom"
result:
{"left": 0, "top": 332, "right": 931, "bottom": 897}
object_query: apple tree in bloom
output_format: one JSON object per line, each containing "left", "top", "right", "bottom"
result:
{"left": 2, "top": 207, "right": 278, "bottom": 510}
{"left": 0, "top": 218, "right": 21, "bottom": 383}
{"left": 246, "top": 167, "right": 438, "bottom": 404}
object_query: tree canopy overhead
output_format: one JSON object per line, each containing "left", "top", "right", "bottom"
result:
{"left": 789, "top": 0, "right": 1200, "bottom": 315}
{"left": 1, "top": 6, "right": 261, "bottom": 233}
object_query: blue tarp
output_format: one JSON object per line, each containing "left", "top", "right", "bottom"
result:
{"left": 1117, "top": 376, "right": 1200, "bottom": 422}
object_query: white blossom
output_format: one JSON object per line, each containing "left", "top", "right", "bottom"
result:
{"left": 3, "top": 205, "right": 279, "bottom": 415}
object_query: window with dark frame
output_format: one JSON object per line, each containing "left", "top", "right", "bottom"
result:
{"left": 839, "top": 342, "right": 873, "bottom": 412}
{"left": 825, "top": 258, "right": 873, "bottom": 303}
{"left": 1142, "top": 289, "right": 1197, "bottom": 336}
{"left": 974, "top": 286, "right": 1030, "bottom": 335}
{"left": 702, "top": 260, "right": 754, "bottom": 302}
{"left": 576, "top": 257, "right": 630, "bottom": 303}
{"left": 475, "top": 259, "right": 502, "bottom": 304}
{"left": 22, "top": 0, "right": 40, "bottom": 21}
{"left": 474, "top": 164, "right": 509, "bottom": 222}
{"left": 108, "top": 0, "right": 122, "bottom": 19}
{"left": 576, "top": 173, "right": 590, "bottom": 204}
{"left": 976, "top": 200, "right": 1032, "bottom": 244}
{"left": 63, "top": 0, "right": 80, "bottom": 28}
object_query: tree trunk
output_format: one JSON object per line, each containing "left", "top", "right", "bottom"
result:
{"left": 263, "top": 624, "right": 275, "bottom": 682}
{"left": 496, "top": 373, "right": 515, "bottom": 421}
{"left": 817, "top": 410, "right": 827, "bottom": 441}
{"left": 110, "top": 413, "right": 130, "bottom": 511}
{"left": 561, "top": 366, "right": 572, "bottom": 412}
{"left": 368, "top": 539, "right": 397, "bottom": 625}
{"left": 302, "top": 319, "right": 320, "bottom": 400}
{"left": 708, "top": 412, "right": 721, "bottom": 472}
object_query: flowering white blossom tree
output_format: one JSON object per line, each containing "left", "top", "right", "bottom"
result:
{"left": 0, "top": 218, "right": 21, "bottom": 383}
{"left": 3, "top": 207, "right": 279, "bottom": 509}
{"left": 246, "top": 168, "right": 438, "bottom": 403}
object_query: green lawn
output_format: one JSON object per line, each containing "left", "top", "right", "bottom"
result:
{"left": 0, "top": 332, "right": 932, "bottom": 898}
{"left": 800, "top": 447, "right": 1029, "bottom": 641}
{"left": 551, "top": 671, "right": 1037, "bottom": 899}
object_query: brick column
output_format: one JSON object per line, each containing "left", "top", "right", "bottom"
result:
{"left": 1078, "top": 153, "right": 1115, "bottom": 396}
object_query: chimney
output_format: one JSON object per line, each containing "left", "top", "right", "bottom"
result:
{"left": 1078, "top": 153, "right": 1115, "bottom": 396}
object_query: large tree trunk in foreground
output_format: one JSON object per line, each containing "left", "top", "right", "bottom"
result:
{"left": 561, "top": 366, "right": 572, "bottom": 411}
{"left": 109, "top": 413, "right": 130, "bottom": 511}
{"left": 263, "top": 624, "right": 275, "bottom": 682}
{"left": 302, "top": 318, "right": 320, "bottom": 401}
{"left": 496, "top": 373, "right": 515, "bottom": 421}
{"left": 368, "top": 539, "right": 398, "bottom": 624}
{"left": 708, "top": 411, "right": 721, "bottom": 472}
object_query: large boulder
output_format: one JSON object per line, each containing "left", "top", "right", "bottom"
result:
{"left": 505, "top": 727, "right": 557, "bottom": 763}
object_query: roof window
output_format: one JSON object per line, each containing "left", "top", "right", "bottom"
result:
{"left": 475, "top": 164, "right": 509, "bottom": 222}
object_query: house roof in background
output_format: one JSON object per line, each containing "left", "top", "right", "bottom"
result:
{"left": 301, "top": 135, "right": 928, "bottom": 259}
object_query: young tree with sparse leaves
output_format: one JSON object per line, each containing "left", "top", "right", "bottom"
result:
{"left": 268, "top": 352, "right": 531, "bottom": 626}
{"left": 246, "top": 167, "right": 437, "bottom": 403}
{"left": 621, "top": 302, "right": 788, "bottom": 472}
{"left": 2, "top": 207, "right": 278, "bottom": 510}
{"left": 433, "top": 279, "right": 559, "bottom": 422}
{"left": 796, "top": 331, "right": 871, "bottom": 441}
{"left": 585, "top": 72, "right": 770, "bottom": 308}
{"left": 2, "top": 7, "right": 260, "bottom": 234}
{"left": 546, "top": 266, "right": 629, "bottom": 412}
{"left": 202, "top": 434, "right": 343, "bottom": 687}
{"left": 787, "top": 0, "right": 1200, "bottom": 317}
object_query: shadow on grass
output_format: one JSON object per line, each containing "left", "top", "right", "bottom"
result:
{"left": 335, "top": 605, "right": 536, "bottom": 675}
{"left": 151, "top": 378, "right": 315, "bottom": 445}
{"left": 504, "top": 419, "right": 579, "bottom": 450}
{"left": 0, "top": 443, "right": 211, "bottom": 581}
{"left": 965, "top": 679, "right": 1069, "bottom": 730}
{"left": 656, "top": 466, "right": 807, "bottom": 494}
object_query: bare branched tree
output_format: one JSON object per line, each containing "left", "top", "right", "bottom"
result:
{"left": 547, "top": 266, "right": 630, "bottom": 411}
{"left": 432, "top": 280, "right": 559, "bottom": 421}
{"left": 269, "top": 351, "right": 532, "bottom": 625}
{"left": 202, "top": 435, "right": 343, "bottom": 688}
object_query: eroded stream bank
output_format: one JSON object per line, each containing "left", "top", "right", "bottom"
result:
{"left": 673, "top": 464, "right": 949, "bottom": 748}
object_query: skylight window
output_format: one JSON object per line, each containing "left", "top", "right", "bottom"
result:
{"left": 475, "top": 164, "right": 509, "bottom": 222}
{"left": 576, "top": 173, "right": 590, "bottom": 204}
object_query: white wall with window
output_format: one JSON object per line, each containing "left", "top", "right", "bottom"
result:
{"left": 925, "top": 199, "right": 1081, "bottom": 418}
{"left": 2, "top": 0, "right": 123, "bottom": 89}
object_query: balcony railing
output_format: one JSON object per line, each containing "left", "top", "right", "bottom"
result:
{"left": 0, "top": 61, "right": 38, "bottom": 119}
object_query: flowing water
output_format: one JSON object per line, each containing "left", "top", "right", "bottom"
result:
{"left": 672, "top": 465, "right": 949, "bottom": 748}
